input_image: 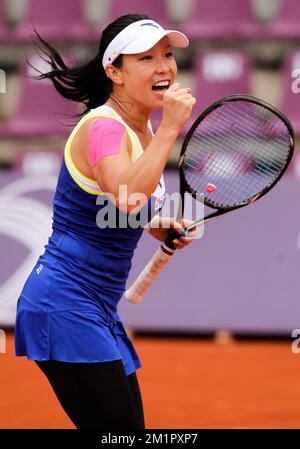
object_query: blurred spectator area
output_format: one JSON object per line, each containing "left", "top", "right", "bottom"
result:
{"left": 0, "top": 0, "right": 300, "bottom": 168}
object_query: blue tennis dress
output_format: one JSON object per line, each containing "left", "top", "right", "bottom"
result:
{"left": 14, "top": 105, "right": 166, "bottom": 375}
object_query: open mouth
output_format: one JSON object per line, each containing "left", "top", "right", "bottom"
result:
{"left": 152, "top": 80, "right": 170, "bottom": 92}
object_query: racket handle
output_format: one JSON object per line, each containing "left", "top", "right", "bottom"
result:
{"left": 125, "top": 242, "right": 176, "bottom": 304}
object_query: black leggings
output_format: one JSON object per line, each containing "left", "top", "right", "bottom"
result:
{"left": 35, "top": 359, "right": 145, "bottom": 429}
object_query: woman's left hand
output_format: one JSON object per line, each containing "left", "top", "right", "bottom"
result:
{"left": 145, "top": 216, "right": 201, "bottom": 249}
{"left": 167, "top": 218, "right": 201, "bottom": 250}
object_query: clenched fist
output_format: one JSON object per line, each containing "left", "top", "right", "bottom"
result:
{"left": 160, "top": 82, "right": 196, "bottom": 133}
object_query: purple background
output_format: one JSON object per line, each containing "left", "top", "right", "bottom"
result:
{"left": 0, "top": 167, "right": 299, "bottom": 333}
{"left": 119, "top": 172, "right": 300, "bottom": 334}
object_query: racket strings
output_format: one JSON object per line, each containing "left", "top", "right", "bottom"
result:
{"left": 187, "top": 137, "right": 283, "bottom": 181}
{"left": 185, "top": 143, "right": 282, "bottom": 207}
{"left": 229, "top": 103, "right": 286, "bottom": 142}
{"left": 192, "top": 104, "right": 289, "bottom": 167}
{"left": 185, "top": 141, "right": 275, "bottom": 205}
{"left": 229, "top": 102, "right": 290, "bottom": 161}
{"left": 183, "top": 100, "right": 291, "bottom": 207}
{"left": 185, "top": 151, "right": 286, "bottom": 206}
{"left": 185, "top": 160, "right": 265, "bottom": 206}
{"left": 189, "top": 115, "right": 288, "bottom": 178}
{"left": 187, "top": 135, "right": 282, "bottom": 196}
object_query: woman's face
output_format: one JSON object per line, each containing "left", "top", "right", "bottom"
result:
{"left": 118, "top": 36, "right": 177, "bottom": 111}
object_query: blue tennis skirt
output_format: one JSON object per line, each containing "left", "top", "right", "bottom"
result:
{"left": 14, "top": 259, "right": 141, "bottom": 376}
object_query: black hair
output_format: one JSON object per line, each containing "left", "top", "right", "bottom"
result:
{"left": 29, "top": 14, "right": 150, "bottom": 116}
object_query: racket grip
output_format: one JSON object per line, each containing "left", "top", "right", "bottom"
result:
{"left": 125, "top": 243, "right": 176, "bottom": 304}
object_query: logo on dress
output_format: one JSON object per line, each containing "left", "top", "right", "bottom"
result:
{"left": 36, "top": 264, "right": 44, "bottom": 275}
{"left": 154, "top": 195, "right": 165, "bottom": 211}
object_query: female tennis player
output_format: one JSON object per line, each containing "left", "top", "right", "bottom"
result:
{"left": 14, "top": 14, "right": 197, "bottom": 429}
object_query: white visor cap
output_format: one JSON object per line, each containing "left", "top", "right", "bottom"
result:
{"left": 102, "top": 19, "right": 189, "bottom": 69}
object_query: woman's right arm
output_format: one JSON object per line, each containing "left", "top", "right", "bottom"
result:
{"left": 89, "top": 83, "right": 196, "bottom": 214}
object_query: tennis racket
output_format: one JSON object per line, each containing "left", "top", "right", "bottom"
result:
{"left": 125, "top": 94, "right": 294, "bottom": 304}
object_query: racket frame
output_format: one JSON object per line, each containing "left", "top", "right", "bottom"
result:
{"left": 126, "top": 94, "right": 295, "bottom": 302}
{"left": 176, "top": 94, "right": 295, "bottom": 234}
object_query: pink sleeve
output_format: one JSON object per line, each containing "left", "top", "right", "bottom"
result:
{"left": 87, "top": 117, "right": 126, "bottom": 168}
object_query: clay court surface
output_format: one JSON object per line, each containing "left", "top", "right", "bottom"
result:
{"left": 1, "top": 332, "right": 300, "bottom": 429}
